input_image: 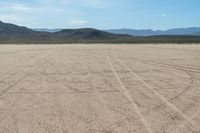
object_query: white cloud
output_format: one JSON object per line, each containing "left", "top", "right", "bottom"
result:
{"left": 61, "top": 0, "right": 106, "bottom": 8}
{"left": 0, "top": 14, "right": 20, "bottom": 22}
{"left": 85, "top": 0, "right": 106, "bottom": 8}
{"left": 67, "top": 19, "right": 88, "bottom": 26}
{"left": 155, "top": 13, "right": 167, "bottom": 17}
{"left": 0, "top": 0, "right": 95, "bottom": 28}
{"left": 0, "top": 2, "right": 38, "bottom": 12}
{"left": 10, "top": 4, "right": 31, "bottom": 11}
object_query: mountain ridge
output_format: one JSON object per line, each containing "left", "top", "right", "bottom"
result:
{"left": 106, "top": 27, "right": 200, "bottom": 36}
{"left": 0, "top": 21, "right": 130, "bottom": 43}
{"left": 1, "top": 21, "right": 200, "bottom": 44}
{"left": 33, "top": 27, "right": 200, "bottom": 36}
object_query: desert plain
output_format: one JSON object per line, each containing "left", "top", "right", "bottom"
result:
{"left": 0, "top": 44, "right": 200, "bottom": 133}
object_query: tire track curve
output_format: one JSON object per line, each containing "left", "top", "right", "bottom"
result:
{"left": 130, "top": 57, "right": 197, "bottom": 100}
{"left": 106, "top": 55, "right": 153, "bottom": 133}
{"left": 110, "top": 51, "right": 200, "bottom": 132}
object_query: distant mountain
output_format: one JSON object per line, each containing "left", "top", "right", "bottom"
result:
{"left": 33, "top": 27, "right": 200, "bottom": 36}
{"left": 106, "top": 27, "right": 200, "bottom": 36}
{"left": 0, "top": 21, "right": 49, "bottom": 43}
{"left": 194, "top": 32, "right": 200, "bottom": 35}
{"left": 53, "top": 28, "right": 125, "bottom": 39}
{"left": 106, "top": 29, "right": 156, "bottom": 36}
{"left": 33, "top": 28, "right": 62, "bottom": 33}
{"left": 0, "top": 21, "right": 35, "bottom": 35}
{"left": 0, "top": 21, "right": 130, "bottom": 43}
{"left": 162, "top": 27, "right": 200, "bottom": 35}
{"left": 1, "top": 21, "right": 200, "bottom": 44}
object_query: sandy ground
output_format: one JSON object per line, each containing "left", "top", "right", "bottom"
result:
{"left": 0, "top": 44, "right": 200, "bottom": 133}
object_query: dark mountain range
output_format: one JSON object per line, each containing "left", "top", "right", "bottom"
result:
{"left": 0, "top": 21, "right": 130, "bottom": 43}
{"left": 0, "top": 21, "right": 49, "bottom": 43}
{"left": 195, "top": 32, "right": 200, "bottom": 35}
{"left": 33, "top": 28, "right": 62, "bottom": 33}
{"left": 1, "top": 21, "right": 200, "bottom": 44}
{"left": 106, "top": 29, "right": 156, "bottom": 36}
{"left": 53, "top": 28, "right": 126, "bottom": 39}
{"left": 106, "top": 27, "right": 200, "bottom": 36}
{"left": 162, "top": 27, "right": 200, "bottom": 35}
{"left": 33, "top": 27, "right": 200, "bottom": 36}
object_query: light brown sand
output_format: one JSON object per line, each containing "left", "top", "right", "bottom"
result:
{"left": 0, "top": 44, "right": 200, "bottom": 133}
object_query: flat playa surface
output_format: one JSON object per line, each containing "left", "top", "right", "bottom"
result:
{"left": 0, "top": 44, "right": 200, "bottom": 133}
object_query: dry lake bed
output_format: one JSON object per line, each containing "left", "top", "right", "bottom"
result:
{"left": 0, "top": 44, "right": 200, "bottom": 133}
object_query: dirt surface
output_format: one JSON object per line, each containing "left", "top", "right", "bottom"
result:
{"left": 0, "top": 44, "right": 200, "bottom": 133}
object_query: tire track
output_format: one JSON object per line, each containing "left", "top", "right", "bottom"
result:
{"left": 129, "top": 57, "right": 197, "bottom": 100}
{"left": 126, "top": 55, "right": 200, "bottom": 73}
{"left": 37, "top": 56, "right": 71, "bottom": 133}
{"left": 90, "top": 52, "right": 148, "bottom": 132}
{"left": 111, "top": 51, "right": 200, "bottom": 132}
{"left": 106, "top": 55, "right": 153, "bottom": 133}
{"left": 0, "top": 75, "right": 13, "bottom": 84}
{"left": 153, "top": 61, "right": 200, "bottom": 73}
{"left": 96, "top": 53, "right": 147, "bottom": 131}
{"left": 140, "top": 45, "right": 200, "bottom": 55}
{"left": 86, "top": 52, "right": 119, "bottom": 133}
{"left": 166, "top": 69, "right": 195, "bottom": 101}
{"left": 151, "top": 61, "right": 200, "bottom": 73}
{"left": 0, "top": 75, "right": 29, "bottom": 128}
{"left": 0, "top": 75, "right": 28, "bottom": 98}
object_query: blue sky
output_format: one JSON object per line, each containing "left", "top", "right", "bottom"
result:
{"left": 0, "top": 0, "right": 200, "bottom": 30}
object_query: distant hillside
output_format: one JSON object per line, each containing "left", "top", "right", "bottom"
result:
{"left": 1, "top": 21, "right": 200, "bottom": 44}
{"left": 53, "top": 28, "right": 125, "bottom": 39}
{"left": 0, "top": 21, "right": 50, "bottom": 43}
{"left": 0, "top": 21, "right": 35, "bottom": 35}
{"left": 33, "top": 28, "right": 62, "bottom": 33}
{"left": 194, "top": 32, "right": 200, "bottom": 35}
{"left": 0, "top": 21, "right": 130, "bottom": 43}
{"left": 106, "top": 27, "right": 200, "bottom": 36}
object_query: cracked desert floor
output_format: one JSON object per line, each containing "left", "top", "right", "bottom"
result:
{"left": 0, "top": 44, "right": 200, "bottom": 133}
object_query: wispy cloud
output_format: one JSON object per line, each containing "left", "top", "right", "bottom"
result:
{"left": 0, "top": 2, "right": 37, "bottom": 12}
{"left": 0, "top": 14, "right": 20, "bottom": 22}
{"left": 1, "top": 0, "right": 195, "bottom": 30}
{"left": 10, "top": 4, "right": 32, "bottom": 11}
{"left": 84, "top": 0, "right": 106, "bottom": 8}
{"left": 61, "top": 0, "right": 107, "bottom": 8}
{"left": 0, "top": 1, "right": 66, "bottom": 13}
{"left": 155, "top": 13, "right": 167, "bottom": 17}
{"left": 67, "top": 19, "right": 88, "bottom": 26}
{"left": 0, "top": 0, "right": 107, "bottom": 27}
{"left": 161, "top": 14, "right": 167, "bottom": 17}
